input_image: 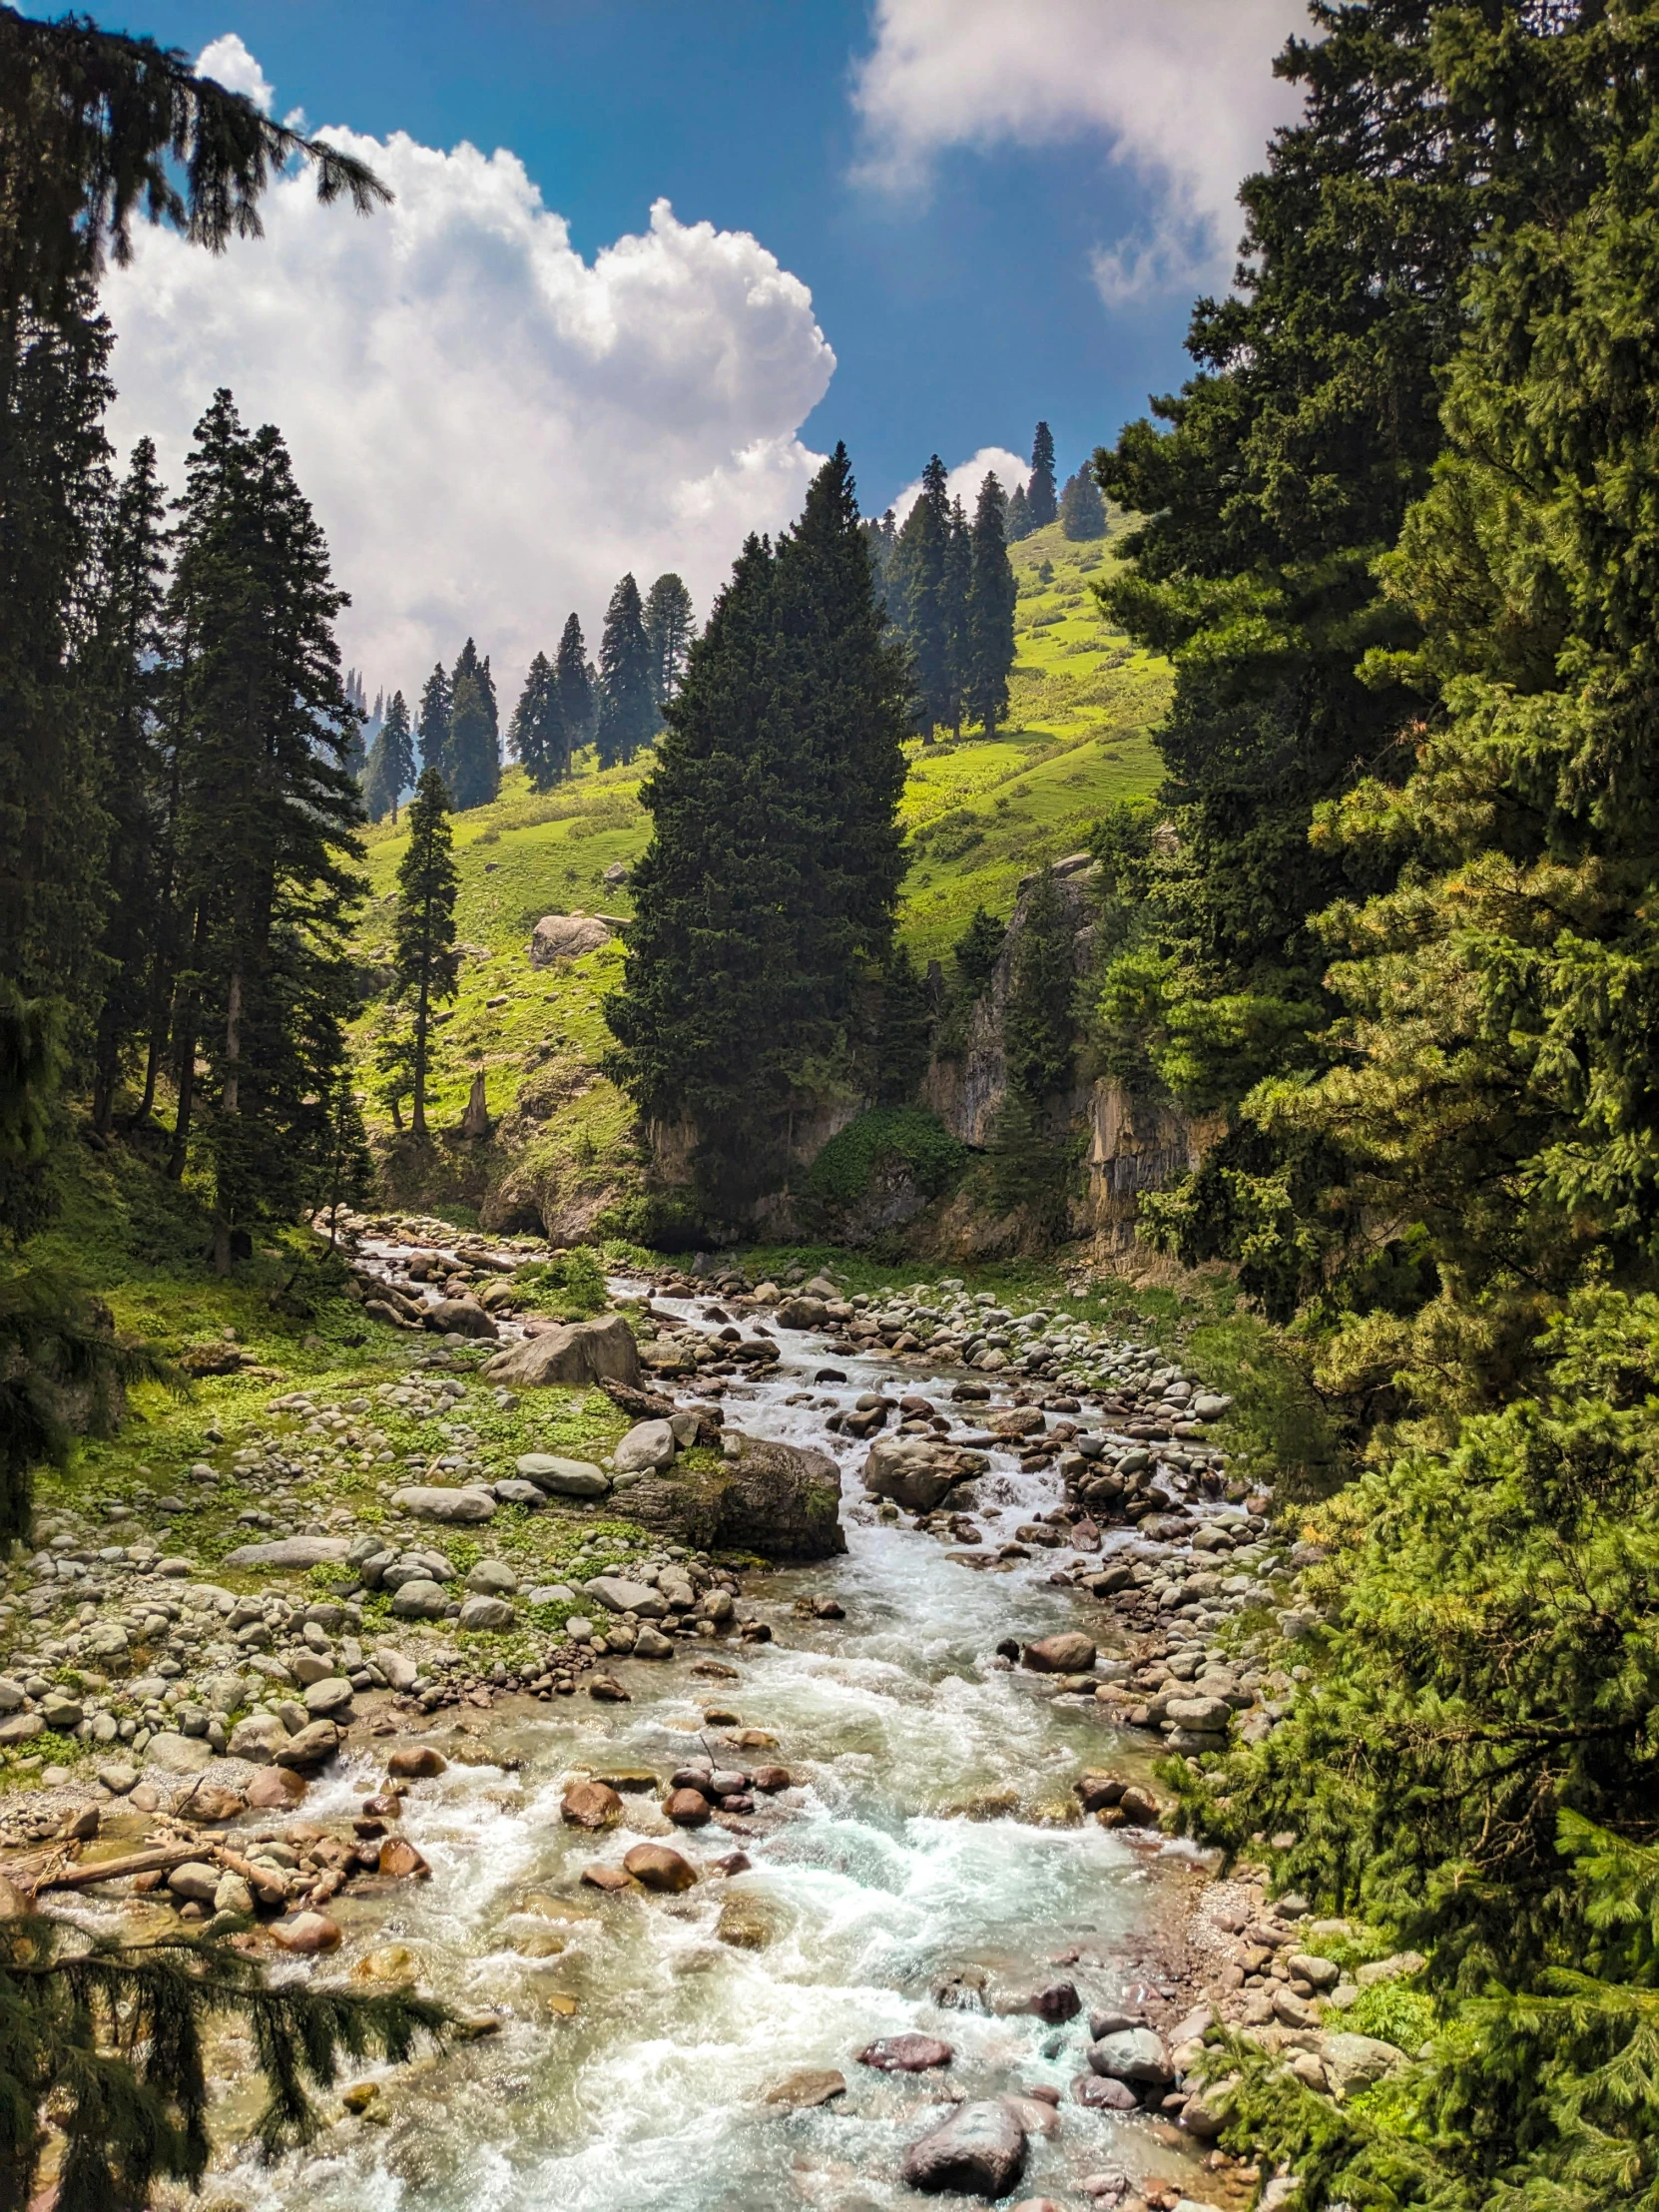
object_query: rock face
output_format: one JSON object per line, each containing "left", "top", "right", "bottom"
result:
{"left": 862, "top": 1433, "right": 981, "bottom": 1514}
{"left": 901, "top": 2099, "right": 1027, "bottom": 2197}
{"left": 622, "top": 1433, "right": 845, "bottom": 1559}
{"left": 529, "top": 911, "right": 611, "bottom": 965}
{"left": 484, "top": 1314, "right": 641, "bottom": 1390}
{"left": 222, "top": 1535, "right": 352, "bottom": 1570}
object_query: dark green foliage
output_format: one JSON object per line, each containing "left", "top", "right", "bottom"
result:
{"left": 642, "top": 571, "right": 695, "bottom": 710}
{"left": 595, "top": 573, "right": 657, "bottom": 769}
{"left": 1001, "top": 868, "right": 1075, "bottom": 1102}
{"left": 511, "top": 1246, "right": 608, "bottom": 1317}
{"left": 965, "top": 472, "right": 1016, "bottom": 737}
{"left": 445, "top": 636, "right": 498, "bottom": 811}
{"left": 0, "top": 1909, "right": 444, "bottom": 2212}
{"left": 508, "top": 650, "right": 567, "bottom": 791}
{"left": 874, "top": 943, "right": 934, "bottom": 1106}
{"left": 1004, "top": 479, "right": 1031, "bottom": 542}
{"left": 1026, "top": 421, "right": 1056, "bottom": 529}
{"left": 554, "top": 612, "right": 594, "bottom": 755}
{"left": 362, "top": 688, "right": 413, "bottom": 822}
{"left": 591, "top": 1189, "right": 707, "bottom": 1253}
{"left": 888, "top": 455, "right": 952, "bottom": 738}
{"left": 416, "top": 661, "right": 450, "bottom": 786}
{"left": 803, "top": 1105, "right": 966, "bottom": 1214}
{"left": 1058, "top": 463, "right": 1104, "bottom": 539}
{"left": 952, "top": 905, "right": 1006, "bottom": 998}
{"left": 388, "top": 767, "right": 460, "bottom": 1140}
{"left": 605, "top": 444, "right": 908, "bottom": 1209}
{"left": 860, "top": 508, "right": 896, "bottom": 609}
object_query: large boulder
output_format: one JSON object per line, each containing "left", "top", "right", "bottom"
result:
{"left": 621, "top": 1433, "right": 845, "bottom": 1559}
{"left": 222, "top": 1535, "right": 352, "bottom": 1571}
{"left": 515, "top": 1453, "right": 611, "bottom": 1497}
{"left": 774, "top": 1295, "right": 830, "bottom": 1331}
{"left": 900, "top": 2100, "right": 1027, "bottom": 2197}
{"left": 1022, "top": 1632, "right": 1097, "bottom": 1675}
{"left": 424, "top": 1297, "right": 498, "bottom": 1340}
{"left": 529, "top": 912, "right": 611, "bottom": 965}
{"left": 613, "top": 1419, "right": 676, "bottom": 1474}
{"left": 389, "top": 1485, "right": 497, "bottom": 1524}
{"left": 862, "top": 1433, "right": 982, "bottom": 1514}
{"left": 1088, "top": 2026, "right": 1174, "bottom": 2086}
{"left": 483, "top": 1314, "right": 641, "bottom": 1390}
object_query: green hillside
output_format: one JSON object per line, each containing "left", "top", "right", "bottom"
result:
{"left": 350, "top": 514, "right": 1166, "bottom": 1149}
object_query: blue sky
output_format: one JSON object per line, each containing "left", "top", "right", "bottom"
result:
{"left": 62, "top": 0, "right": 1304, "bottom": 690}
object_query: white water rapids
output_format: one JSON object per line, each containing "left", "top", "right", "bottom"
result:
{"left": 216, "top": 1283, "right": 1211, "bottom": 2211}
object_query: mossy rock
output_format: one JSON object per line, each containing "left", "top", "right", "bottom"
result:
{"left": 621, "top": 1437, "right": 845, "bottom": 1559}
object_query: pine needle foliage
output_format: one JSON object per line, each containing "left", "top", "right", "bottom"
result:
{"left": 0, "top": 1909, "right": 446, "bottom": 2211}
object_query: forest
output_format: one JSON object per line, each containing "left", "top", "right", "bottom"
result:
{"left": 6, "top": 2, "right": 1659, "bottom": 2208}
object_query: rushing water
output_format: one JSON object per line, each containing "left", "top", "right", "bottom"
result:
{"left": 218, "top": 1277, "right": 1208, "bottom": 2211}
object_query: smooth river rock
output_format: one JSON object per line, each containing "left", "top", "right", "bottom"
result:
{"left": 1022, "top": 1633, "right": 1097, "bottom": 1675}
{"left": 515, "top": 1453, "right": 611, "bottom": 1497}
{"left": 613, "top": 1418, "right": 676, "bottom": 1473}
{"left": 622, "top": 1843, "right": 699, "bottom": 1893}
{"left": 222, "top": 1536, "right": 352, "bottom": 1570}
{"left": 1088, "top": 2026, "right": 1174, "bottom": 2086}
{"left": 862, "top": 1434, "right": 979, "bottom": 1514}
{"left": 900, "top": 2099, "right": 1027, "bottom": 2197}
{"left": 389, "top": 1486, "right": 497, "bottom": 1524}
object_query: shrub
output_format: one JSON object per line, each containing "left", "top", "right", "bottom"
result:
{"left": 803, "top": 1107, "right": 967, "bottom": 1214}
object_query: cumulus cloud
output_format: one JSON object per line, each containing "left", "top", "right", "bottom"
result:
{"left": 195, "top": 33, "right": 273, "bottom": 113}
{"left": 851, "top": 0, "right": 1306, "bottom": 299}
{"left": 888, "top": 445, "right": 1029, "bottom": 526}
{"left": 101, "top": 59, "right": 835, "bottom": 707}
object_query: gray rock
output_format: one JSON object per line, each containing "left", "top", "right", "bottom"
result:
{"left": 167, "top": 1861, "right": 220, "bottom": 1905}
{"left": 147, "top": 1731, "right": 214, "bottom": 1775}
{"left": 457, "top": 1595, "right": 513, "bottom": 1631}
{"left": 466, "top": 1560, "right": 519, "bottom": 1595}
{"left": 526, "top": 1584, "right": 576, "bottom": 1606}
{"left": 0, "top": 1714, "right": 39, "bottom": 1746}
{"left": 1164, "top": 1695, "right": 1234, "bottom": 1733}
{"left": 900, "top": 2098, "right": 1027, "bottom": 2196}
{"left": 632, "top": 1626, "right": 675, "bottom": 1659}
{"left": 613, "top": 1418, "right": 676, "bottom": 1474}
{"left": 388, "top": 1485, "right": 497, "bottom": 1524}
{"left": 302, "top": 1677, "right": 354, "bottom": 1717}
{"left": 491, "top": 1479, "right": 546, "bottom": 1506}
{"left": 214, "top": 1871, "right": 256, "bottom": 1917}
{"left": 1088, "top": 2026, "right": 1174, "bottom": 2086}
{"left": 584, "top": 1575, "right": 667, "bottom": 1619}
{"left": 483, "top": 1314, "right": 641, "bottom": 1391}
{"left": 275, "top": 1719, "right": 340, "bottom": 1770}
{"left": 40, "top": 1693, "right": 83, "bottom": 1731}
{"left": 289, "top": 1652, "right": 332, "bottom": 1686}
{"left": 1192, "top": 1393, "right": 1233, "bottom": 1420}
{"left": 228, "top": 1712, "right": 288, "bottom": 1762}
{"left": 1318, "top": 2031, "right": 1408, "bottom": 2096}
{"left": 390, "top": 1578, "right": 450, "bottom": 1619}
{"left": 222, "top": 1536, "right": 352, "bottom": 1570}
{"left": 1356, "top": 1949, "right": 1426, "bottom": 1987}
{"left": 515, "top": 1453, "right": 611, "bottom": 1496}
{"left": 424, "top": 1297, "right": 498, "bottom": 1340}
{"left": 372, "top": 1647, "right": 420, "bottom": 1691}
{"left": 0, "top": 1680, "right": 25, "bottom": 1713}
{"left": 862, "top": 1433, "right": 978, "bottom": 1514}
{"left": 97, "top": 1763, "right": 139, "bottom": 1794}
{"left": 528, "top": 911, "right": 611, "bottom": 965}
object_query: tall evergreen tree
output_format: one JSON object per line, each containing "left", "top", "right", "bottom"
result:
{"left": 860, "top": 508, "right": 897, "bottom": 612}
{"left": 362, "top": 688, "right": 413, "bottom": 823}
{"left": 1027, "top": 421, "right": 1057, "bottom": 529}
{"left": 554, "top": 612, "right": 594, "bottom": 757}
{"left": 606, "top": 443, "right": 907, "bottom": 1204}
{"left": 508, "top": 649, "right": 567, "bottom": 790}
{"left": 966, "top": 471, "right": 1017, "bottom": 737}
{"left": 942, "top": 493, "right": 972, "bottom": 738}
{"left": 889, "top": 455, "right": 951, "bottom": 739}
{"left": 595, "top": 573, "right": 656, "bottom": 769}
{"left": 445, "top": 636, "right": 498, "bottom": 811}
{"left": 162, "top": 390, "right": 364, "bottom": 1271}
{"left": 642, "top": 571, "right": 695, "bottom": 712}
{"left": 1005, "top": 479, "right": 1032, "bottom": 542}
{"left": 387, "top": 767, "right": 460, "bottom": 1140}
{"left": 1059, "top": 463, "right": 1105, "bottom": 539}
{"left": 86, "top": 434, "right": 168, "bottom": 1134}
{"left": 416, "top": 662, "right": 450, "bottom": 788}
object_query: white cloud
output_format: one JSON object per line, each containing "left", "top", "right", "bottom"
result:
{"left": 851, "top": 0, "right": 1307, "bottom": 299}
{"left": 888, "top": 445, "right": 1029, "bottom": 526}
{"left": 195, "top": 33, "right": 273, "bottom": 113}
{"left": 102, "top": 83, "right": 835, "bottom": 710}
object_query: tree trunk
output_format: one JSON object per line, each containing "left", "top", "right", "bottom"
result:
{"left": 167, "top": 1001, "right": 196, "bottom": 1181}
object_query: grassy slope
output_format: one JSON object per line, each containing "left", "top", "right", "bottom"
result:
{"left": 350, "top": 515, "right": 1167, "bottom": 1147}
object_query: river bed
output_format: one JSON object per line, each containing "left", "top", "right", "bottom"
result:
{"left": 215, "top": 1278, "right": 1219, "bottom": 2212}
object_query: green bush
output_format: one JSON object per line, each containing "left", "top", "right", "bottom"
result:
{"left": 592, "top": 1191, "right": 706, "bottom": 1253}
{"left": 803, "top": 1107, "right": 967, "bottom": 1214}
{"left": 512, "top": 1248, "right": 608, "bottom": 1317}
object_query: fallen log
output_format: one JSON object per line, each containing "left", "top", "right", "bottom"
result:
{"left": 31, "top": 1843, "right": 201, "bottom": 1893}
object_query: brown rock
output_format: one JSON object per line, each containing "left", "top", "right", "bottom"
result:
{"left": 587, "top": 1676, "right": 631, "bottom": 1703}
{"left": 377, "top": 1837, "right": 431, "bottom": 1879}
{"left": 1074, "top": 1772, "right": 1125, "bottom": 1813}
{"left": 361, "top": 1791, "right": 403, "bottom": 1819}
{"left": 247, "top": 1767, "right": 307, "bottom": 1810}
{"left": 184, "top": 1785, "right": 246, "bottom": 1823}
{"left": 764, "top": 2067, "right": 845, "bottom": 2109}
{"left": 622, "top": 1843, "right": 699, "bottom": 1893}
{"left": 1021, "top": 1632, "right": 1097, "bottom": 1675}
{"left": 1118, "top": 1784, "right": 1160, "bottom": 1825}
{"left": 561, "top": 1781, "right": 624, "bottom": 1831}
{"left": 272, "top": 1912, "right": 341, "bottom": 1954}
{"left": 750, "top": 1765, "right": 792, "bottom": 1794}
{"left": 385, "top": 1745, "right": 447, "bottom": 1780}
{"left": 581, "top": 1863, "right": 636, "bottom": 1892}
{"left": 857, "top": 2033, "right": 952, "bottom": 2072}
{"left": 664, "top": 1787, "right": 712, "bottom": 1827}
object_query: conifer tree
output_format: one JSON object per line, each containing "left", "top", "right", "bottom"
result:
{"left": 554, "top": 612, "right": 594, "bottom": 756}
{"left": 889, "top": 455, "right": 951, "bottom": 739}
{"left": 508, "top": 650, "right": 567, "bottom": 790}
{"left": 416, "top": 662, "right": 450, "bottom": 788}
{"left": 953, "top": 905, "right": 1006, "bottom": 997}
{"left": 595, "top": 573, "right": 656, "bottom": 769}
{"left": 987, "top": 866, "right": 1075, "bottom": 1223}
{"left": 643, "top": 571, "right": 695, "bottom": 712}
{"left": 445, "top": 637, "right": 498, "bottom": 811}
{"left": 362, "top": 688, "right": 413, "bottom": 823}
{"left": 1059, "top": 463, "right": 1105, "bottom": 539}
{"left": 162, "top": 390, "right": 364, "bottom": 1270}
{"left": 876, "top": 943, "right": 933, "bottom": 1105}
{"left": 1005, "top": 479, "right": 1031, "bottom": 541}
{"left": 1027, "top": 421, "right": 1057, "bottom": 528}
{"left": 860, "top": 508, "right": 897, "bottom": 612}
{"left": 389, "top": 767, "right": 460, "bottom": 1139}
{"left": 966, "top": 471, "right": 1017, "bottom": 737}
{"left": 942, "top": 494, "right": 972, "bottom": 738}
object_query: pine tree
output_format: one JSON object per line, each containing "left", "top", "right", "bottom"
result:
{"left": 416, "top": 662, "right": 451, "bottom": 788}
{"left": 390, "top": 767, "right": 460, "bottom": 1139}
{"left": 86, "top": 435, "right": 168, "bottom": 1135}
{"left": 1027, "top": 421, "right": 1057, "bottom": 529}
{"left": 1005, "top": 480, "right": 1032, "bottom": 542}
{"left": 554, "top": 612, "right": 594, "bottom": 757}
{"left": 162, "top": 390, "right": 365, "bottom": 1272}
{"left": 889, "top": 455, "right": 951, "bottom": 739}
{"left": 942, "top": 494, "right": 972, "bottom": 738}
{"left": 643, "top": 572, "right": 695, "bottom": 713}
{"left": 445, "top": 637, "right": 498, "bottom": 811}
{"left": 876, "top": 943, "right": 933, "bottom": 1105}
{"left": 953, "top": 905, "right": 1006, "bottom": 997}
{"left": 1059, "top": 463, "right": 1106, "bottom": 539}
{"left": 362, "top": 688, "right": 413, "bottom": 823}
{"left": 987, "top": 866, "right": 1075, "bottom": 1224}
{"left": 860, "top": 508, "right": 897, "bottom": 611}
{"left": 596, "top": 574, "right": 657, "bottom": 769}
{"left": 508, "top": 650, "right": 566, "bottom": 790}
{"left": 966, "top": 472, "right": 1017, "bottom": 737}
